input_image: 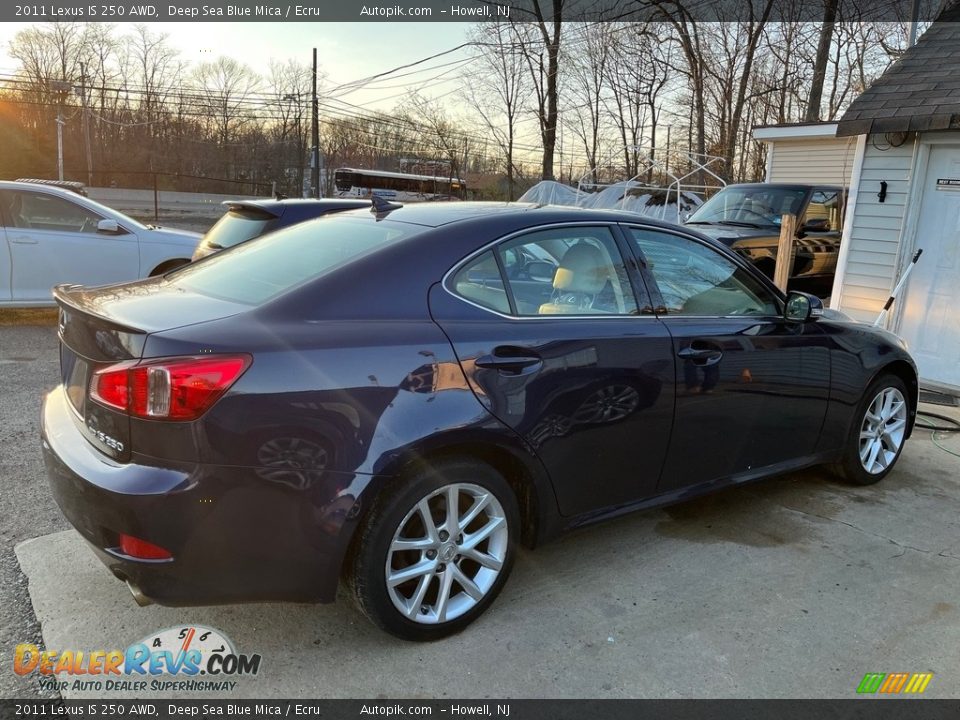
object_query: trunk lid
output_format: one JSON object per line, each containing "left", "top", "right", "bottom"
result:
{"left": 54, "top": 280, "right": 249, "bottom": 462}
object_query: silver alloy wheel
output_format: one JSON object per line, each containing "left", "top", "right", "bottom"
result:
{"left": 385, "top": 482, "right": 509, "bottom": 625}
{"left": 858, "top": 386, "right": 908, "bottom": 474}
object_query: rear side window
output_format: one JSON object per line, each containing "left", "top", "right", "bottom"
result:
{"left": 168, "top": 215, "right": 415, "bottom": 305}
{"left": 203, "top": 210, "right": 275, "bottom": 250}
{"left": 452, "top": 251, "right": 511, "bottom": 314}
{"left": 499, "top": 228, "right": 638, "bottom": 316}
{"left": 450, "top": 226, "right": 641, "bottom": 317}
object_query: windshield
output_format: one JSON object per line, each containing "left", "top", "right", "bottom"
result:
{"left": 168, "top": 214, "right": 416, "bottom": 305}
{"left": 68, "top": 193, "right": 148, "bottom": 230}
{"left": 687, "top": 186, "right": 808, "bottom": 228}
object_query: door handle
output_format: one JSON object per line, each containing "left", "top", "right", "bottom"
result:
{"left": 677, "top": 346, "right": 723, "bottom": 366}
{"left": 9, "top": 237, "right": 38, "bottom": 245}
{"left": 475, "top": 349, "right": 542, "bottom": 375}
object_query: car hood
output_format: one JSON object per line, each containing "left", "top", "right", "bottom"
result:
{"left": 683, "top": 223, "right": 777, "bottom": 245}
{"left": 139, "top": 225, "right": 203, "bottom": 246}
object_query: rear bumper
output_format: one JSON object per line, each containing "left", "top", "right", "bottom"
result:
{"left": 41, "top": 387, "right": 362, "bottom": 606}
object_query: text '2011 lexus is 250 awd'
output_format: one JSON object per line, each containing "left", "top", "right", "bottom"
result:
{"left": 41, "top": 201, "right": 918, "bottom": 640}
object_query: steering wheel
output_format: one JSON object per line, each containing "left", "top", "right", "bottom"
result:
{"left": 79, "top": 217, "right": 95, "bottom": 233}
{"left": 737, "top": 207, "right": 777, "bottom": 224}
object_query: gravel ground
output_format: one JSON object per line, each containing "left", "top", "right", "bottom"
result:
{"left": 0, "top": 321, "right": 66, "bottom": 699}
{"left": 0, "top": 213, "right": 207, "bottom": 699}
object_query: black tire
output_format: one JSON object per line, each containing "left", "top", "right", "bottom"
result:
{"left": 832, "top": 373, "right": 910, "bottom": 486}
{"left": 346, "top": 458, "right": 519, "bottom": 641}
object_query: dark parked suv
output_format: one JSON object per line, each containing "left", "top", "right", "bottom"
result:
{"left": 192, "top": 197, "right": 369, "bottom": 260}
{"left": 684, "top": 183, "right": 846, "bottom": 294}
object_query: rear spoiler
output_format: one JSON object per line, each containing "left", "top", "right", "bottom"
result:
{"left": 53, "top": 284, "right": 148, "bottom": 360}
{"left": 220, "top": 200, "right": 282, "bottom": 218}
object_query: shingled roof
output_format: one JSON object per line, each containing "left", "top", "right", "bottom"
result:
{"left": 836, "top": 8, "right": 960, "bottom": 137}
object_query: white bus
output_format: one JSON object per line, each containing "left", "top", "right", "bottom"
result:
{"left": 333, "top": 167, "right": 467, "bottom": 202}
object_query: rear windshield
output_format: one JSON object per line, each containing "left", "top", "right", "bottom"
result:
{"left": 203, "top": 210, "right": 274, "bottom": 249}
{"left": 168, "top": 214, "right": 416, "bottom": 305}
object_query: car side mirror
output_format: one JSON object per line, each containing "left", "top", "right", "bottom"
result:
{"left": 784, "top": 291, "right": 824, "bottom": 323}
{"left": 96, "top": 219, "right": 120, "bottom": 234}
{"left": 800, "top": 218, "right": 830, "bottom": 233}
{"left": 527, "top": 260, "right": 557, "bottom": 284}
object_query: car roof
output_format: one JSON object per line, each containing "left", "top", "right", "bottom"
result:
{"left": 0, "top": 180, "right": 89, "bottom": 197}
{"left": 719, "top": 182, "right": 846, "bottom": 191}
{"left": 335, "top": 200, "right": 701, "bottom": 231}
{"left": 15, "top": 178, "right": 88, "bottom": 195}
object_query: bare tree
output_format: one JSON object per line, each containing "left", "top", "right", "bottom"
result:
{"left": 403, "top": 92, "right": 470, "bottom": 181}
{"left": 512, "top": 0, "right": 564, "bottom": 180}
{"left": 192, "top": 57, "right": 261, "bottom": 146}
{"left": 805, "top": 0, "right": 839, "bottom": 122}
{"left": 462, "top": 22, "right": 526, "bottom": 199}
{"left": 562, "top": 23, "right": 613, "bottom": 178}
{"left": 268, "top": 59, "right": 312, "bottom": 194}
{"left": 604, "top": 23, "right": 675, "bottom": 181}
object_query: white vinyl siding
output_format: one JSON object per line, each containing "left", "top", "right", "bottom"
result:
{"left": 836, "top": 137, "right": 916, "bottom": 323}
{"left": 766, "top": 137, "right": 858, "bottom": 185}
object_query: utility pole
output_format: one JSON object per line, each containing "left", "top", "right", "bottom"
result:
{"left": 79, "top": 62, "right": 93, "bottom": 187}
{"left": 665, "top": 125, "right": 672, "bottom": 177}
{"left": 311, "top": 48, "right": 320, "bottom": 198}
{"left": 56, "top": 113, "right": 65, "bottom": 181}
{"left": 50, "top": 79, "right": 72, "bottom": 181}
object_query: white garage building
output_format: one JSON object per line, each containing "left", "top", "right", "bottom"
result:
{"left": 755, "top": 16, "right": 960, "bottom": 395}
{"left": 831, "top": 17, "right": 960, "bottom": 394}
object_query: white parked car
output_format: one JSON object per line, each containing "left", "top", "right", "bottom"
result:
{"left": 0, "top": 180, "right": 201, "bottom": 307}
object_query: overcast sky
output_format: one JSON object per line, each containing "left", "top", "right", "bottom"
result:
{"left": 0, "top": 22, "right": 474, "bottom": 111}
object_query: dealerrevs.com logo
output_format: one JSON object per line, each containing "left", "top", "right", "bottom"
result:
{"left": 14, "top": 625, "right": 261, "bottom": 693}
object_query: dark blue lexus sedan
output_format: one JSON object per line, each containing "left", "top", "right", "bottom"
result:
{"left": 42, "top": 202, "right": 918, "bottom": 640}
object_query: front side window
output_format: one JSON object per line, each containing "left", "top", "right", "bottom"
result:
{"left": 629, "top": 228, "right": 778, "bottom": 317}
{"left": 6, "top": 191, "right": 103, "bottom": 233}
{"left": 803, "top": 189, "right": 844, "bottom": 232}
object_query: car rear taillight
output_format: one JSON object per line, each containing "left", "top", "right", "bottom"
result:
{"left": 119, "top": 533, "right": 172, "bottom": 560}
{"left": 91, "top": 355, "right": 250, "bottom": 421}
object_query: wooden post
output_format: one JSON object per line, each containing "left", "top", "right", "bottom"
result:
{"left": 774, "top": 214, "right": 797, "bottom": 292}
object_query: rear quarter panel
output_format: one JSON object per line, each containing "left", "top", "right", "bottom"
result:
{"left": 142, "top": 311, "right": 560, "bottom": 552}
